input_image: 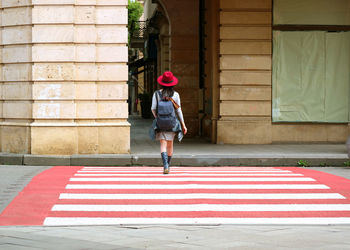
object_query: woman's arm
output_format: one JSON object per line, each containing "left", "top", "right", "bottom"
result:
{"left": 175, "top": 108, "right": 186, "bottom": 134}
{"left": 152, "top": 109, "right": 157, "bottom": 119}
{"left": 174, "top": 93, "right": 187, "bottom": 135}
{"left": 151, "top": 92, "right": 157, "bottom": 118}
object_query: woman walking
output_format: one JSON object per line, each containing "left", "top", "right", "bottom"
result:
{"left": 150, "top": 71, "right": 187, "bottom": 174}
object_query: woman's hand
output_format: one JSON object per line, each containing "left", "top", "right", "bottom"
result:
{"left": 182, "top": 123, "right": 188, "bottom": 135}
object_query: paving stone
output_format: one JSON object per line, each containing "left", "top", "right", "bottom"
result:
{"left": 154, "top": 242, "right": 206, "bottom": 250}
{"left": 36, "top": 228, "right": 119, "bottom": 243}
{"left": 0, "top": 225, "right": 350, "bottom": 249}
{"left": 0, "top": 244, "right": 40, "bottom": 250}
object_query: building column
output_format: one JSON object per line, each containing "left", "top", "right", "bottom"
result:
{"left": 217, "top": 0, "right": 272, "bottom": 144}
{"left": 0, "top": 2, "right": 2, "bottom": 153}
{"left": 1, "top": 1, "right": 32, "bottom": 153}
{"left": 31, "top": 0, "right": 129, "bottom": 155}
{"left": 1, "top": 0, "right": 130, "bottom": 155}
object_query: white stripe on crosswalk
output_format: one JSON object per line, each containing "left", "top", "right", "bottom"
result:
{"left": 66, "top": 184, "right": 329, "bottom": 189}
{"left": 75, "top": 173, "right": 304, "bottom": 176}
{"left": 59, "top": 193, "right": 345, "bottom": 200}
{"left": 51, "top": 204, "right": 350, "bottom": 212}
{"left": 78, "top": 170, "right": 292, "bottom": 173}
{"left": 82, "top": 167, "right": 278, "bottom": 170}
{"left": 43, "top": 217, "right": 350, "bottom": 226}
{"left": 69, "top": 177, "right": 315, "bottom": 182}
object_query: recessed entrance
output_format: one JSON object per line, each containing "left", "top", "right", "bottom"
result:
{"left": 128, "top": 0, "right": 216, "bottom": 152}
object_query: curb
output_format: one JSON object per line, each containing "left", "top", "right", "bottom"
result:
{"left": 71, "top": 155, "right": 132, "bottom": 166}
{"left": 0, "top": 154, "right": 24, "bottom": 165}
{"left": 0, "top": 153, "right": 348, "bottom": 167}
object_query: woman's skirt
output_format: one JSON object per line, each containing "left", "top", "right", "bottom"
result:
{"left": 156, "top": 131, "right": 176, "bottom": 141}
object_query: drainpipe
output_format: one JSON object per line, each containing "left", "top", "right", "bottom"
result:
{"left": 210, "top": 0, "right": 219, "bottom": 144}
{"left": 199, "top": 0, "right": 206, "bottom": 136}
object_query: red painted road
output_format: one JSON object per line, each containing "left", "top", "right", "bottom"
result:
{"left": 1, "top": 166, "right": 350, "bottom": 226}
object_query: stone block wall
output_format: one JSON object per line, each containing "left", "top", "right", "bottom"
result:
{"left": 217, "top": 0, "right": 272, "bottom": 144}
{"left": 1, "top": 0, "right": 130, "bottom": 155}
{"left": 0, "top": 1, "right": 2, "bottom": 152}
{"left": 216, "top": 0, "right": 348, "bottom": 144}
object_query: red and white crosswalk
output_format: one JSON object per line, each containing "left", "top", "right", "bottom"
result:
{"left": 2, "top": 166, "right": 350, "bottom": 226}
{"left": 46, "top": 166, "right": 350, "bottom": 225}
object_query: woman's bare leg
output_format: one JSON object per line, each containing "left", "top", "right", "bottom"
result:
{"left": 160, "top": 139, "right": 167, "bottom": 153}
{"left": 166, "top": 140, "right": 173, "bottom": 156}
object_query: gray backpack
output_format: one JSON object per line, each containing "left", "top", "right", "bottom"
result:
{"left": 156, "top": 90, "right": 176, "bottom": 131}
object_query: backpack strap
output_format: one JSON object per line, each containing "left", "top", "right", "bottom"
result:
{"left": 169, "top": 97, "right": 180, "bottom": 110}
{"left": 156, "top": 90, "right": 179, "bottom": 110}
{"left": 155, "top": 90, "right": 161, "bottom": 114}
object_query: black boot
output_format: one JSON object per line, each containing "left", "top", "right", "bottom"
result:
{"left": 168, "top": 155, "right": 172, "bottom": 166}
{"left": 161, "top": 152, "right": 169, "bottom": 174}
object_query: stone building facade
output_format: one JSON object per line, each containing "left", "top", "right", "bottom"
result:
{"left": 1, "top": 0, "right": 349, "bottom": 155}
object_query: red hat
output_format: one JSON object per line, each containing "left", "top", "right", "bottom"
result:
{"left": 157, "top": 71, "right": 178, "bottom": 87}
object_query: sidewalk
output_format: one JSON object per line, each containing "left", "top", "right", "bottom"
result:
{"left": 0, "top": 116, "right": 348, "bottom": 166}
{"left": 1, "top": 224, "right": 350, "bottom": 250}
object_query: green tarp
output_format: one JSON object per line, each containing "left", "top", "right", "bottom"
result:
{"left": 274, "top": 0, "right": 350, "bottom": 25}
{"left": 272, "top": 31, "right": 350, "bottom": 122}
